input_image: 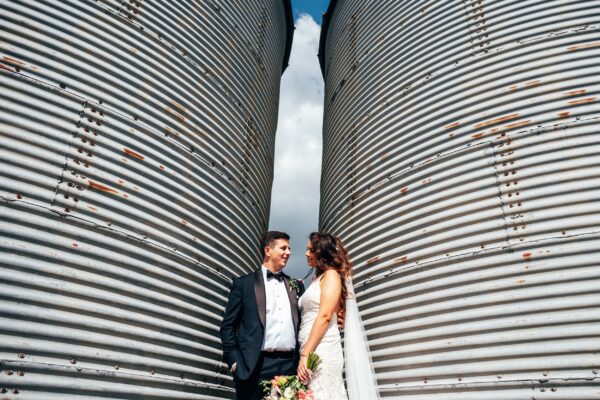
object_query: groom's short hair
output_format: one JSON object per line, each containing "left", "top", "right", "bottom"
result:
{"left": 260, "top": 231, "right": 290, "bottom": 257}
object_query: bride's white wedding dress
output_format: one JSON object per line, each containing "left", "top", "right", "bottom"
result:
{"left": 298, "top": 276, "right": 348, "bottom": 399}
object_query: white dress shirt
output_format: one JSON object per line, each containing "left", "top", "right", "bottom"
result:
{"left": 261, "top": 266, "right": 296, "bottom": 351}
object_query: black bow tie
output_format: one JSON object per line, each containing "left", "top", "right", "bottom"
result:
{"left": 267, "top": 270, "right": 284, "bottom": 281}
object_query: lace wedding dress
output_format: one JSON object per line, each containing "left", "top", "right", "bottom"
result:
{"left": 298, "top": 276, "right": 348, "bottom": 399}
{"left": 298, "top": 276, "right": 380, "bottom": 400}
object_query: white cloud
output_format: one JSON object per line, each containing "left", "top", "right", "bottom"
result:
{"left": 269, "top": 14, "right": 324, "bottom": 278}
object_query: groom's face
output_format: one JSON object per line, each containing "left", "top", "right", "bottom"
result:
{"left": 266, "top": 239, "right": 291, "bottom": 270}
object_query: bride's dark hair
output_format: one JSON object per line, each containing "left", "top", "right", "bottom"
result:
{"left": 309, "top": 232, "right": 352, "bottom": 314}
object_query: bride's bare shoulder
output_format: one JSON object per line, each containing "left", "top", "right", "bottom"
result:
{"left": 320, "top": 269, "right": 342, "bottom": 287}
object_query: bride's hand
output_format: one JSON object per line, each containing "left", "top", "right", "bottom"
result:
{"left": 297, "top": 354, "right": 310, "bottom": 384}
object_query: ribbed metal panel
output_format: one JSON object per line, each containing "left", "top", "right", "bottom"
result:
{"left": 0, "top": 0, "right": 292, "bottom": 398}
{"left": 319, "top": 0, "right": 600, "bottom": 398}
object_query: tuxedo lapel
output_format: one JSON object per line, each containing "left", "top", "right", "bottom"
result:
{"left": 283, "top": 277, "right": 299, "bottom": 334}
{"left": 254, "top": 269, "right": 266, "bottom": 327}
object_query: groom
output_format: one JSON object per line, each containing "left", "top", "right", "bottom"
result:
{"left": 220, "top": 231, "right": 305, "bottom": 400}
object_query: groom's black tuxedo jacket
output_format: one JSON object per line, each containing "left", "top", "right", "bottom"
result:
{"left": 220, "top": 269, "right": 305, "bottom": 381}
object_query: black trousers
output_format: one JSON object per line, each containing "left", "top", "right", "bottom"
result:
{"left": 234, "top": 351, "right": 297, "bottom": 400}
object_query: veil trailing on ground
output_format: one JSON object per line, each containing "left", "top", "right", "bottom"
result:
{"left": 344, "top": 277, "right": 380, "bottom": 400}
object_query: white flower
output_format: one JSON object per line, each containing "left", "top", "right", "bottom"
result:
{"left": 283, "top": 387, "right": 294, "bottom": 399}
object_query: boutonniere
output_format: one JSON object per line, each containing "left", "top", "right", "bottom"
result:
{"left": 288, "top": 277, "right": 299, "bottom": 293}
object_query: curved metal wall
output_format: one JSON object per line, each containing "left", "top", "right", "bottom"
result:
{"left": 0, "top": 0, "right": 292, "bottom": 398}
{"left": 319, "top": 0, "right": 600, "bottom": 398}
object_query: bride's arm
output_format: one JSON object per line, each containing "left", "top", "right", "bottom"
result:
{"left": 297, "top": 269, "right": 342, "bottom": 383}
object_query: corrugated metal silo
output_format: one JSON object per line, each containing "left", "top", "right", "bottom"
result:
{"left": 0, "top": 0, "right": 292, "bottom": 398}
{"left": 319, "top": 0, "right": 600, "bottom": 398}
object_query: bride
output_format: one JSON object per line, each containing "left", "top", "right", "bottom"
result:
{"left": 297, "top": 232, "right": 379, "bottom": 399}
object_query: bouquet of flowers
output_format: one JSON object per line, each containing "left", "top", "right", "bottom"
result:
{"left": 260, "top": 352, "right": 321, "bottom": 400}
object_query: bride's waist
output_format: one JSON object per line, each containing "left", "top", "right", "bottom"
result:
{"left": 299, "top": 319, "right": 340, "bottom": 337}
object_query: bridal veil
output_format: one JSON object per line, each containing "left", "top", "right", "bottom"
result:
{"left": 344, "top": 277, "right": 380, "bottom": 399}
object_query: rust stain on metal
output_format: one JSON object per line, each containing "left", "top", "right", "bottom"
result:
{"left": 87, "top": 206, "right": 97, "bottom": 211}
{"left": 129, "top": 47, "right": 138, "bottom": 54}
{"left": 72, "top": 243, "right": 79, "bottom": 247}
{"left": 516, "top": 279, "right": 526, "bottom": 284}
{"left": 181, "top": 219, "right": 188, "bottom": 225}
{"left": 526, "top": 80, "right": 540, "bottom": 87}
{"left": 165, "top": 106, "right": 186, "bottom": 122}
{"left": 444, "top": 121, "right": 460, "bottom": 129}
{"left": 123, "top": 147, "right": 144, "bottom": 160}
{"left": 507, "top": 85, "right": 518, "bottom": 91}
{"left": 471, "top": 132, "right": 485, "bottom": 139}
{"left": 159, "top": 165, "right": 166, "bottom": 170}
{"left": 522, "top": 252, "right": 532, "bottom": 258}
{"left": 164, "top": 125, "right": 180, "bottom": 137}
{"left": 3, "top": 56, "right": 25, "bottom": 65}
{"left": 0, "top": 63, "right": 11, "bottom": 71}
{"left": 475, "top": 113, "right": 519, "bottom": 129}
{"left": 88, "top": 180, "right": 119, "bottom": 195}
{"left": 557, "top": 112, "right": 570, "bottom": 118}
{"left": 505, "top": 120, "right": 531, "bottom": 129}
{"left": 563, "top": 89, "right": 586, "bottom": 96}
{"left": 366, "top": 256, "right": 380, "bottom": 264}
{"left": 395, "top": 255, "right": 408, "bottom": 263}
{"left": 568, "top": 97, "right": 596, "bottom": 105}
{"left": 122, "top": 194, "right": 129, "bottom": 199}
{"left": 169, "top": 99, "right": 188, "bottom": 113}
{"left": 400, "top": 187, "right": 409, "bottom": 194}
{"left": 567, "top": 42, "right": 600, "bottom": 51}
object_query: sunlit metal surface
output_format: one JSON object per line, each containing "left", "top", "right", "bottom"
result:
{"left": 0, "top": 0, "right": 292, "bottom": 398}
{"left": 319, "top": 0, "right": 600, "bottom": 398}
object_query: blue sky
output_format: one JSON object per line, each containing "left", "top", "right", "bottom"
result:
{"left": 292, "top": 0, "right": 330, "bottom": 23}
{"left": 269, "top": 11, "right": 325, "bottom": 279}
